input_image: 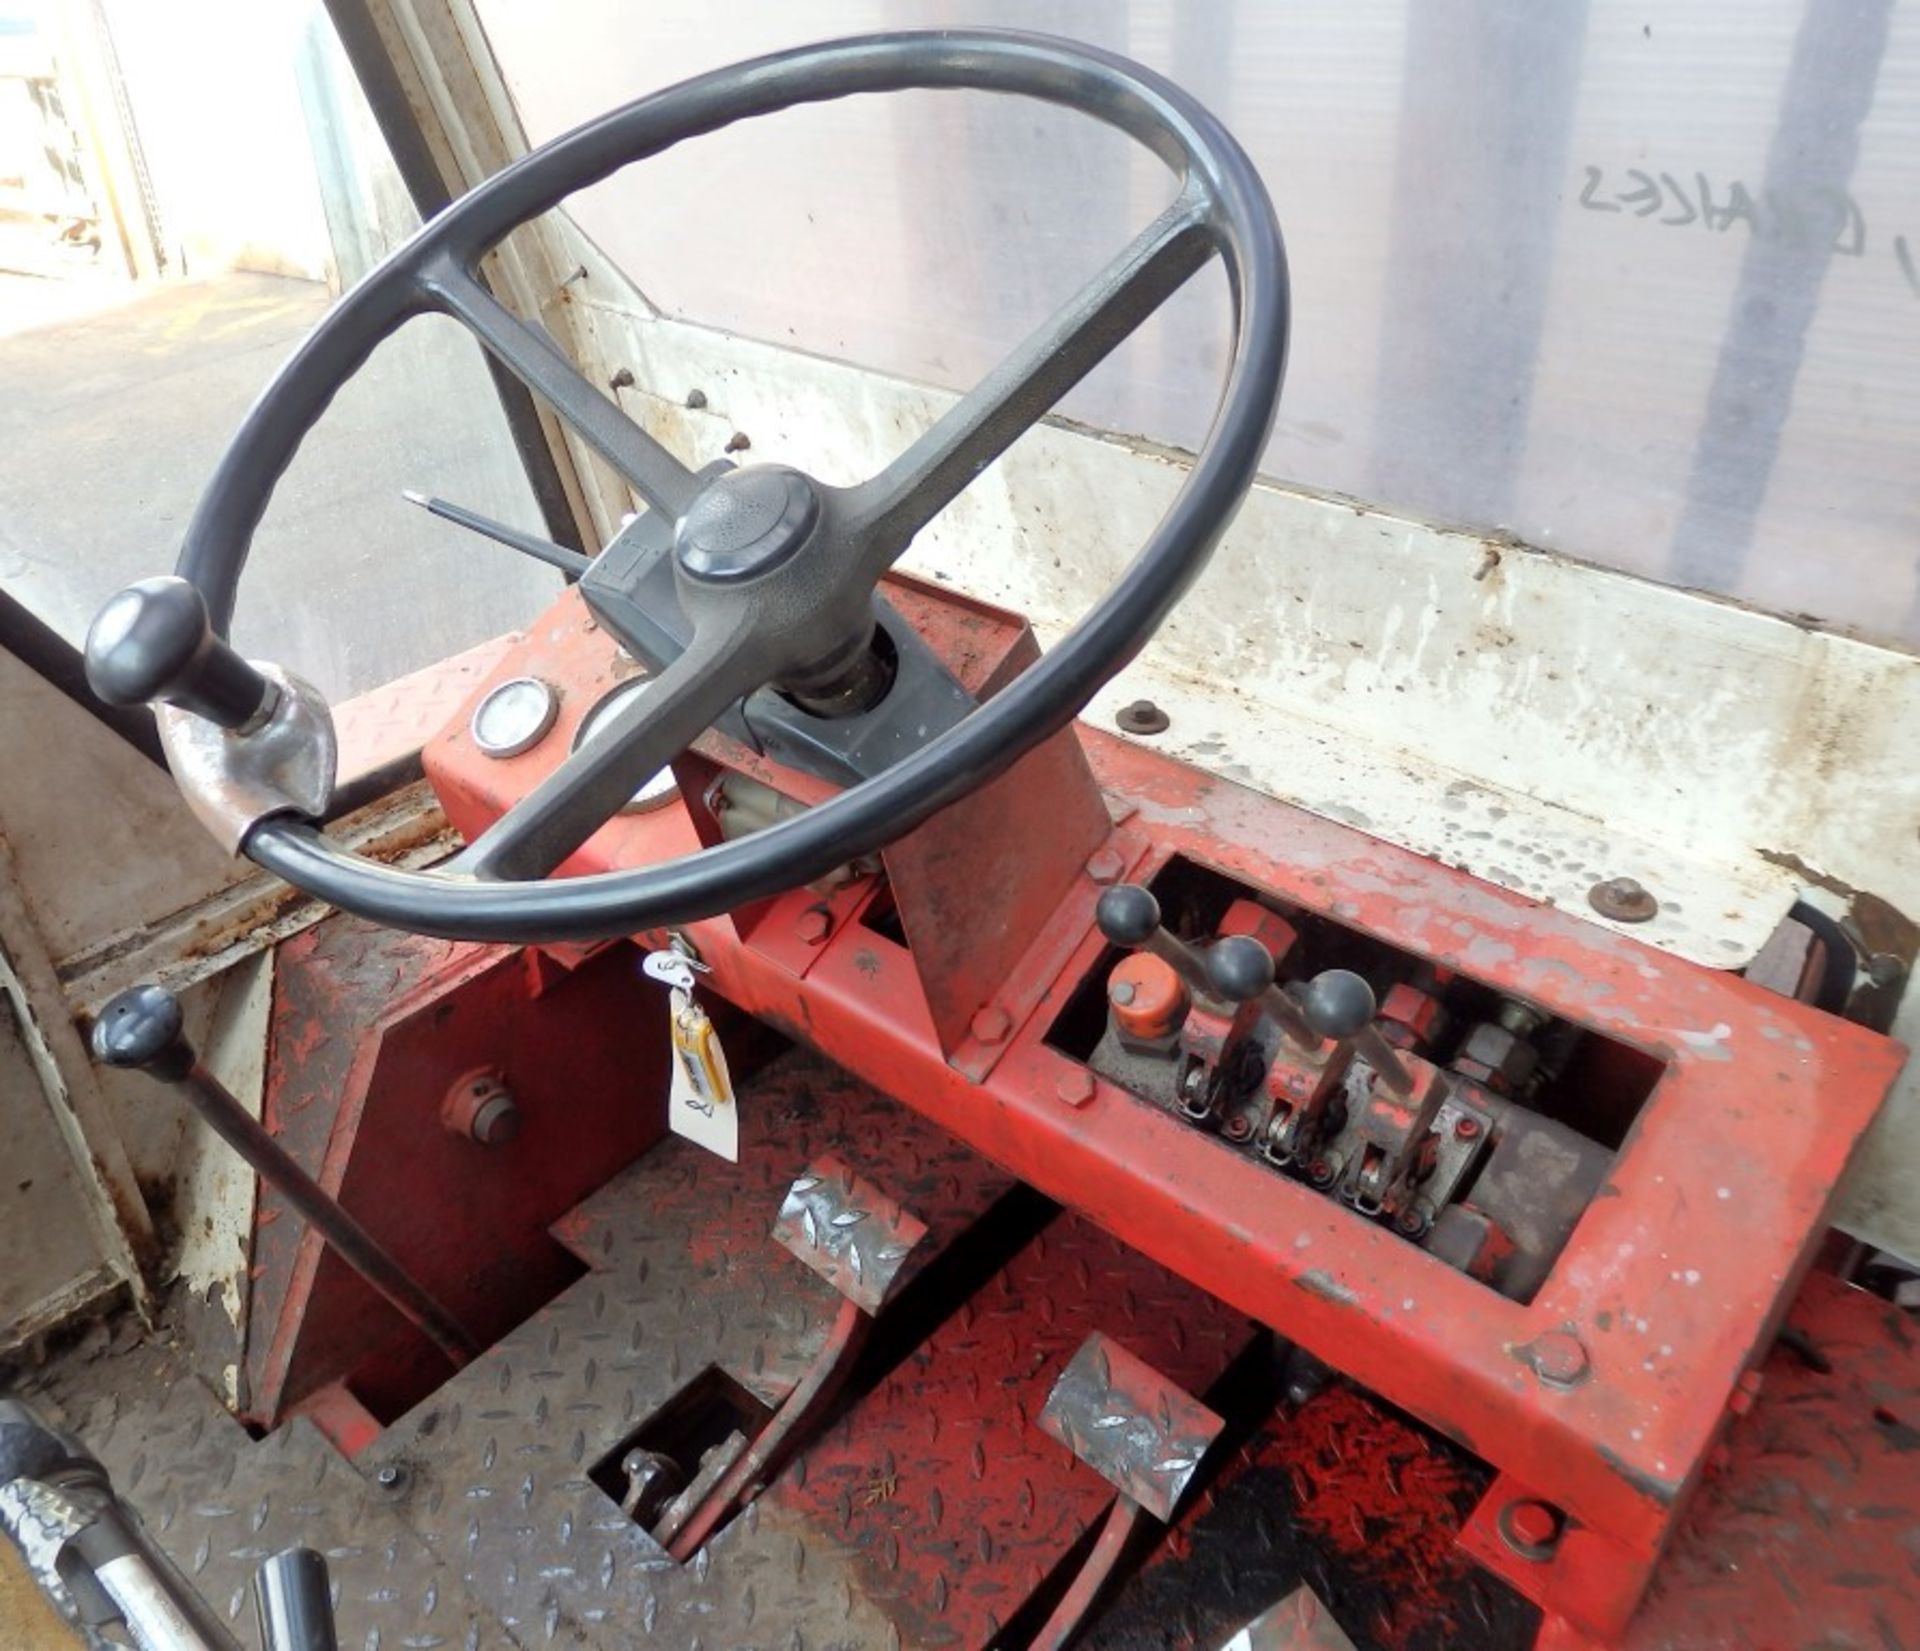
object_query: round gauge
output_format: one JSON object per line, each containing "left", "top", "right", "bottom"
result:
{"left": 469, "top": 676, "right": 558, "bottom": 758}
{"left": 573, "top": 677, "right": 680, "bottom": 813}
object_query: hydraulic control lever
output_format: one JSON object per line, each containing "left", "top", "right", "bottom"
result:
{"left": 1095, "top": 884, "right": 1214, "bottom": 1000}
{"left": 91, "top": 983, "right": 480, "bottom": 1367}
{"left": 1299, "top": 970, "right": 1416, "bottom": 1097}
{"left": 1204, "top": 934, "right": 1324, "bottom": 1053}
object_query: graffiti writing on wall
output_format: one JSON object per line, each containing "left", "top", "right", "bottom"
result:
{"left": 1577, "top": 164, "right": 1917, "bottom": 299}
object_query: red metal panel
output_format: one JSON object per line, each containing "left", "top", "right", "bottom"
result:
{"left": 251, "top": 918, "right": 670, "bottom": 1421}
{"left": 422, "top": 578, "right": 1907, "bottom": 1642}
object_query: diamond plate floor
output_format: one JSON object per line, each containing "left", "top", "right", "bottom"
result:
{"left": 362, "top": 1048, "right": 1020, "bottom": 1648}
{"left": 23, "top": 1341, "right": 505, "bottom": 1649}
{"left": 12, "top": 1049, "right": 1268, "bottom": 1650}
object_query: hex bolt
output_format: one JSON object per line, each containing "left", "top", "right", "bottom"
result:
{"left": 444, "top": 1070, "right": 521, "bottom": 1146}
{"left": 971, "top": 1005, "right": 1014, "bottom": 1045}
{"left": 469, "top": 1089, "right": 521, "bottom": 1147}
{"left": 1588, "top": 876, "right": 1658, "bottom": 923}
{"left": 1084, "top": 845, "right": 1127, "bottom": 885}
{"left": 796, "top": 907, "right": 833, "bottom": 946}
{"left": 1497, "top": 1499, "right": 1562, "bottom": 1561}
{"left": 374, "top": 1463, "right": 408, "bottom": 1494}
{"left": 1056, "top": 1068, "right": 1097, "bottom": 1108}
{"left": 1530, "top": 1330, "right": 1591, "bottom": 1389}
{"left": 1115, "top": 699, "right": 1171, "bottom": 736}
{"left": 1454, "top": 1114, "right": 1483, "bottom": 1141}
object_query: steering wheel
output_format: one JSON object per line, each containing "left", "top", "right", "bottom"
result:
{"left": 83, "top": 30, "right": 1288, "bottom": 944}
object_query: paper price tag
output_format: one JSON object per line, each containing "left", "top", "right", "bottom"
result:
{"left": 666, "top": 984, "right": 737, "bottom": 1161}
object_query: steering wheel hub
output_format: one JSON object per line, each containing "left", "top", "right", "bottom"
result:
{"left": 674, "top": 466, "right": 820, "bottom": 583}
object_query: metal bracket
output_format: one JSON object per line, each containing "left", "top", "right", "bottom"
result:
{"left": 158, "top": 665, "right": 336, "bottom": 853}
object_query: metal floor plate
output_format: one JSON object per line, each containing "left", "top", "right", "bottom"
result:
{"left": 24, "top": 1342, "right": 502, "bottom": 1649}
{"left": 363, "top": 1048, "right": 1019, "bottom": 1648}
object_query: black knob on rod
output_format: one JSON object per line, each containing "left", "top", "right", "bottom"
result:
{"left": 1094, "top": 884, "right": 1213, "bottom": 998}
{"left": 1300, "top": 970, "right": 1415, "bottom": 1095}
{"left": 1205, "top": 934, "right": 1320, "bottom": 1050}
{"left": 85, "top": 576, "right": 275, "bottom": 729}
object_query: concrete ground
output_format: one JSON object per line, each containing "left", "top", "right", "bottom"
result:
{"left": 0, "top": 269, "right": 561, "bottom": 702}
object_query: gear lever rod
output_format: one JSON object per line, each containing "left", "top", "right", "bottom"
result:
{"left": 91, "top": 984, "right": 480, "bottom": 1366}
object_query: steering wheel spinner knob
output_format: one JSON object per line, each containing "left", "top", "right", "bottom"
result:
{"left": 85, "top": 575, "right": 276, "bottom": 730}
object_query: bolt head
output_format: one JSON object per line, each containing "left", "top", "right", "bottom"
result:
{"left": 1588, "top": 876, "right": 1658, "bottom": 923}
{"left": 375, "top": 1463, "right": 406, "bottom": 1492}
{"left": 796, "top": 908, "right": 832, "bottom": 946}
{"left": 1867, "top": 952, "right": 1906, "bottom": 989}
{"left": 470, "top": 1092, "right": 522, "bottom": 1147}
{"left": 1530, "top": 1330, "right": 1591, "bottom": 1388}
{"left": 1056, "top": 1068, "right": 1096, "bottom": 1108}
{"left": 1454, "top": 1114, "right": 1483, "bottom": 1140}
{"left": 970, "top": 1005, "right": 1013, "bottom": 1045}
{"left": 1115, "top": 699, "right": 1171, "bottom": 736}
{"left": 1084, "top": 845, "right": 1126, "bottom": 885}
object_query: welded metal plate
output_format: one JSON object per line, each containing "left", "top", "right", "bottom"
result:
{"left": 771, "top": 1152, "right": 929, "bottom": 1312}
{"left": 1039, "top": 1330, "right": 1225, "bottom": 1522}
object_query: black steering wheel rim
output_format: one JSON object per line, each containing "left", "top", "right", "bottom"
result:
{"left": 201, "top": 29, "right": 1288, "bottom": 943}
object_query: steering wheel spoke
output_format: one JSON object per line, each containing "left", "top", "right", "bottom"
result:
{"left": 846, "top": 182, "right": 1219, "bottom": 569}
{"left": 422, "top": 258, "right": 701, "bottom": 521}
{"left": 452, "top": 619, "right": 760, "bottom": 881}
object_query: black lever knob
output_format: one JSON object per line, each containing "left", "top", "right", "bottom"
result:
{"left": 1300, "top": 970, "right": 1414, "bottom": 1095}
{"left": 1206, "top": 934, "right": 1321, "bottom": 1050}
{"left": 1299, "top": 970, "right": 1377, "bottom": 1040}
{"left": 91, "top": 982, "right": 195, "bottom": 1081}
{"left": 85, "top": 576, "right": 275, "bottom": 729}
{"left": 1095, "top": 884, "right": 1212, "bottom": 997}
{"left": 1206, "top": 935, "right": 1276, "bottom": 1002}
{"left": 1094, "top": 883, "right": 1163, "bottom": 948}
